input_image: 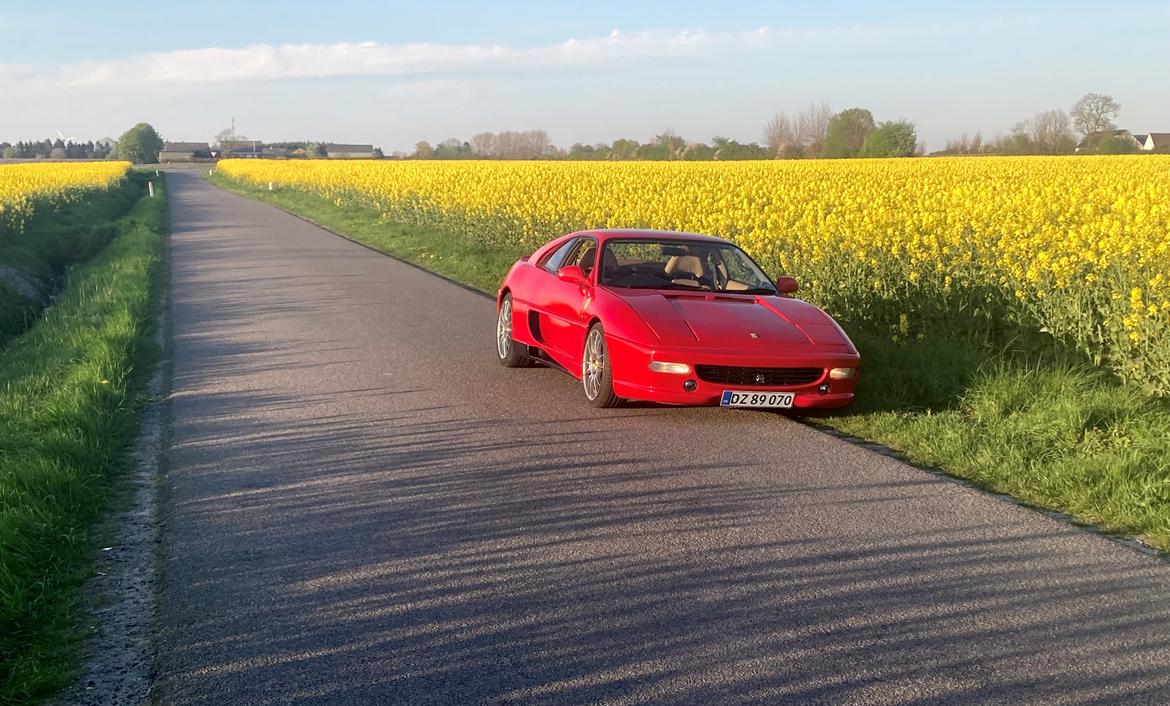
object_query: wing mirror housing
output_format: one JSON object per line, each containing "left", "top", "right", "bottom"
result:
{"left": 558, "top": 265, "right": 590, "bottom": 286}
{"left": 776, "top": 275, "right": 799, "bottom": 294}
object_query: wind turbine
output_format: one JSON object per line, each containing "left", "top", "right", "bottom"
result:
{"left": 56, "top": 129, "right": 78, "bottom": 144}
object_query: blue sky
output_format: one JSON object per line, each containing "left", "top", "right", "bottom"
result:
{"left": 2, "top": 1, "right": 1167, "bottom": 151}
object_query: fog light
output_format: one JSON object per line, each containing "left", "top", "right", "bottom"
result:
{"left": 818, "top": 383, "right": 830, "bottom": 395}
{"left": 649, "top": 361, "right": 691, "bottom": 374}
{"left": 829, "top": 367, "right": 857, "bottom": 380}
{"left": 683, "top": 379, "right": 698, "bottom": 392}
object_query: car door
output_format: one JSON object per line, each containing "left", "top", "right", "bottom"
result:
{"left": 543, "top": 238, "right": 597, "bottom": 368}
{"left": 522, "top": 237, "right": 582, "bottom": 362}
{"left": 527, "top": 237, "right": 596, "bottom": 369}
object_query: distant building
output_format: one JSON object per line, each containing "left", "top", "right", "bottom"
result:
{"left": 1142, "top": 133, "right": 1170, "bottom": 152}
{"left": 325, "top": 143, "right": 375, "bottom": 159}
{"left": 160, "top": 142, "right": 212, "bottom": 162}
{"left": 225, "top": 144, "right": 287, "bottom": 159}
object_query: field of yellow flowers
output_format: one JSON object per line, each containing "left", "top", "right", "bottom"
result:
{"left": 219, "top": 156, "right": 1170, "bottom": 394}
{"left": 0, "top": 162, "right": 131, "bottom": 236}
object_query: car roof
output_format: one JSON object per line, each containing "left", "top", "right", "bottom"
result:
{"left": 573, "top": 229, "right": 732, "bottom": 245}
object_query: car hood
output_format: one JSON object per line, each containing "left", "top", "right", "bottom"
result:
{"left": 614, "top": 290, "right": 855, "bottom": 350}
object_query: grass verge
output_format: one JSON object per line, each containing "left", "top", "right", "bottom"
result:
{"left": 0, "top": 176, "right": 142, "bottom": 347}
{"left": 209, "top": 173, "right": 1170, "bottom": 552}
{"left": 0, "top": 176, "right": 166, "bottom": 704}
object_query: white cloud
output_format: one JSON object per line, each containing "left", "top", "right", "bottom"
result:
{"left": 0, "top": 27, "right": 787, "bottom": 89}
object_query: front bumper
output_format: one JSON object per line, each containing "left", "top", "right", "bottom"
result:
{"left": 607, "top": 337, "right": 859, "bottom": 408}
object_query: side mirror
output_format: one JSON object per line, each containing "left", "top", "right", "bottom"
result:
{"left": 776, "top": 276, "right": 799, "bottom": 294}
{"left": 557, "top": 265, "right": 590, "bottom": 286}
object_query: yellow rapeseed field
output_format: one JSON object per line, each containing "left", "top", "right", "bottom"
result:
{"left": 219, "top": 156, "right": 1170, "bottom": 393}
{"left": 0, "top": 162, "right": 131, "bottom": 235}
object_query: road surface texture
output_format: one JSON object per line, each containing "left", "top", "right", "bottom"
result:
{"left": 157, "top": 171, "right": 1170, "bottom": 705}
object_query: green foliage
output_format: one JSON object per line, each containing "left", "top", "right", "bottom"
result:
{"left": 862, "top": 120, "right": 918, "bottom": 158}
{"left": 1094, "top": 135, "right": 1140, "bottom": 155}
{"left": 114, "top": 123, "right": 164, "bottom": 164}
{"left": 824, "top": 108, "right": 876, "bottom": 158}
{"left": 0, "top": 177, "right": 164, "bottom": 704}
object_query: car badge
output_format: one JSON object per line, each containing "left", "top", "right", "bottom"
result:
{"left": 749, "top": 332, "right": 759, "bottom": 339}
{"left": 755, "top": 374, "right": 766, "bottom": 384}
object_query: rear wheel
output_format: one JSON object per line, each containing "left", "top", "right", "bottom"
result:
{"left": 582, "top": 324, "right": 624, "bottom": 408}
{"left": 497, "top": 294, "right": 528, "bottom": 368}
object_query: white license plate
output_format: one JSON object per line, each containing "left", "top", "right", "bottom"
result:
{"left": 720, "top": 390, "right": 795, "bottom": 408}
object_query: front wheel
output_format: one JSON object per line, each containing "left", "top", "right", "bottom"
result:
{"left": 582, "top": 324, "right": 624, "bottom": 408}
{"left": 497, "top": 294, "right": 528, "bottom": 367}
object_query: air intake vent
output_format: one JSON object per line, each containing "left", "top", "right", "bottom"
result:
{"left": 694, "top": 365, "right": 823, "bottom": 387}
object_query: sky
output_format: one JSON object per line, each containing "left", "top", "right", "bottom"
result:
{"left": 1, "top": 0, "right": 1167, "bottom": 152}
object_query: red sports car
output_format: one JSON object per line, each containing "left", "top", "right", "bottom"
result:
{"left": 496, "top": 229, "right": 860, "bottom": 409}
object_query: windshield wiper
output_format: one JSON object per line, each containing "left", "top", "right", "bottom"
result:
{"left": 730, "top": 287, "right": 778, "bottom": 295}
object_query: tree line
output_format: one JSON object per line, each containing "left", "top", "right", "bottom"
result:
{"left": 403, "top": 105, "right": 921, "bottom": 161}
{"left": 1, "top": 139, "right": 115, "bottom": 160}
{"left": 939, "top": 93, "right": 1150, "bottom": 155}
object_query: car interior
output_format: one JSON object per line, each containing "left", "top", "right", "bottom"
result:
{"left": 599, "top": 242, "right": 769, "bottom": 292}
{"left": 543, "top": 238, "right": 774, "bottom": 294}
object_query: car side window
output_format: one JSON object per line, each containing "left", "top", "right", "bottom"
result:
{"left": 540, "top": 238, "right": 579, "bottom": 273}
{"left": 563, "top": 238, "right": 599, "bottom": 276}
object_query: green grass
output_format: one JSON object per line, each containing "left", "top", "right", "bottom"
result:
{"left": 0, "top": 176, "right": 166, "bottom": 705}
{"left": 209, "top": 173, "right": 1170, "bottom": 553}
{"left": 0, "top": 176, "right": 142, "bottom": 347}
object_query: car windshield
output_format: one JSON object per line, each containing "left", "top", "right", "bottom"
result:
{"left": 599, "top": 239, "right": 778, "bottom": 294}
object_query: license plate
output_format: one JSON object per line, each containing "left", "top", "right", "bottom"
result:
{"left": 720, "top": 390, "right": 795, "bottom": 408}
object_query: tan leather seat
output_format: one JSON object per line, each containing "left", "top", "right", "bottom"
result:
{"left": 665, "top": 255, "right": 704, "bottom": 278}
{"left": 578, "top": 246, "right": 597, "bottom": 275}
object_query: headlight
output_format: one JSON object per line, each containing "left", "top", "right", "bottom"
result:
{"left": 649, "top": 361, "right": 691, "bottom": 374}
{"left": 829, "top": 367, "right": 858, "bottom": 380}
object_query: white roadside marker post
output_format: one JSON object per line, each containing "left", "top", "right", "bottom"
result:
{"left": 148, "top": 181, "right": 154, "bottom": 198}
{"left": 268, "top": 181, "right": 273, "bottom": 191}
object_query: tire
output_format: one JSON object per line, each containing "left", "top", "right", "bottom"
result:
{"left": 582, "top": 323, "right": 625, "bottom": 408}
{"left": 496, "top": 294, "right": 528, "bottom": 368}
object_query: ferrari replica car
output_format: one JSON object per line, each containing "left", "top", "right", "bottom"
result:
{"left": 495, "top": 229, "right": 859, "bottom": 409}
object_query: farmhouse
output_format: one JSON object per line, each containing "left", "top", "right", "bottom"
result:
{"left": 159, "top": 142, "right": 211, "bottom": 162}
{"left": 1142, "top": 133, "right": 1170, "bottom": 152}
{"left": 325, "top": 143, "right": 375, "bottom": 159}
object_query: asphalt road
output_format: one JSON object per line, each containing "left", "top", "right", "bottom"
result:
{"left": 157, "top": 171, "right": 1170, "bottom": 705}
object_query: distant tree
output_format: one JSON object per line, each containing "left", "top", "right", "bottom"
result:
{"left": 1095, "top": 135, "right": 1140, "bottom": 154}
{"left": 115, "top": 122, "right": 164, "bottom": 164}
{"left": 1025, "top": 109, "right": 1076, "bottom": 154}
{"left": 470, "top": 132, "right": 497, "bottom": 156}
{"left": 862, "top": 120, "right": 918, "bottom": 157}
{"left": 682, "top": 142, "right": 716, "bottom": 160}
{"left": 800, "top": 102, "right": 833, "bottom": 157}
{"left": 764, "top": 112, "right": 798, "bottom": 157}
{"left": 372, "top": 147, "right": 384, "bottom": 159}
{"left": 413, "top": 141, "right": 433, "bottom": 159}
{"left": 609, "top": 138, "right": 639, "bottom": 160}
{"left": 824, "top": 108, "right": 876, "bottom": 158}
{"left": 305, "top": 142, "right": 325, "bottom": 158}
{"left": 2, "top": 145, "right": 16, "bottom": 159}
{"left": 1070, "top": 93, "right": 1121, "bottom": 138}
{"left": 654, "top": 130, "right": 687, "bottom": 160}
